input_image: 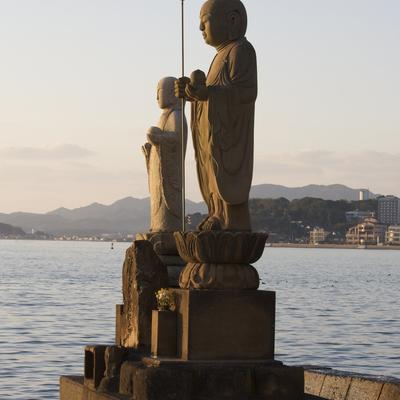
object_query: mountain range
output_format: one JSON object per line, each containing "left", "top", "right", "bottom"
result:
{"left": 0, "top": 184, "right": 375, "bottom": 235}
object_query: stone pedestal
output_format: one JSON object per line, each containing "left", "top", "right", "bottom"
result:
{"left": 172, "top": 289, "right": 275, "bottom": 360}
{"left": 174, "top": 231, "right": 268, "bottom": 289}
{"left": 119, "top": 358, "right": 304, "bottom": 400}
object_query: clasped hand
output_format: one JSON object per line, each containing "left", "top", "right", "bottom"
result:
{"left": 147, "top": 126, "right": 162, "bottom": 145}
{"left": 174, "top": 77, "right": 208, "bottom": 102}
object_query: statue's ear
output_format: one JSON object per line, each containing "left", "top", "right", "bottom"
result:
{"left": 227, "top": 10, "right": 242, "bottom": 40}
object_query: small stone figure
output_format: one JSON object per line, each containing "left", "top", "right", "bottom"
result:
{"left": 176, "top": 0, "right": 257, "bottom": 231}
{"left": 143, "top": 77, "right": 187, "bottom": 233}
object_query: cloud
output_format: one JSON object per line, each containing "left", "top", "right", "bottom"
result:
{"left": 0, "top": 144, "right": 94, "bottom": 160}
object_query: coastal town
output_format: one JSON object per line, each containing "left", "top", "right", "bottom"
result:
{"left": 1, "top": 191, "right": 400, "bottom": 248}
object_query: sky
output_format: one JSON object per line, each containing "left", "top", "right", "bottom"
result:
{"left": 0, "top": 0, "right": 399, "bottom": 213}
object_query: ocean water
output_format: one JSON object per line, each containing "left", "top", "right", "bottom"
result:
{"left": 0, "top": 240, "right": 399, "bottom": 399}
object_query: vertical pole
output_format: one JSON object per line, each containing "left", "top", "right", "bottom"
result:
{"left": 181, "top": 0, "right": 186, "bottom": 232}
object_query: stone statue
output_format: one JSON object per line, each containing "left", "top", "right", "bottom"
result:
{"left": 143, "top": 77, "right": 187, "bottom": 233}
{"left": 176, "top": 0, "right": 257, "bottom": 231}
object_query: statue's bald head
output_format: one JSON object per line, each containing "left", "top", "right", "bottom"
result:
{"left": 200, "top": 0, "right": 247, "bottom": 44}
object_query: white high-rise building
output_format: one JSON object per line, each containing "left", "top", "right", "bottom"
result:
{"left": 378, "top": 196, "right": 400, "bottom": 225}
{"left": 359, "top": 189, "right": 370, "bottom": 201}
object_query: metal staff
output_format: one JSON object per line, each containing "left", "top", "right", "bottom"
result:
{"left": 180, "top": 0, "right": 186, "bottom": 232}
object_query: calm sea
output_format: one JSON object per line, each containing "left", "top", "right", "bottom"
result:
{"left": 0, "top": 240, "right": 399, "bottom": 399}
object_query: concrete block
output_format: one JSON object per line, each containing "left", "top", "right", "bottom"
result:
{"left": 173, "top": 289, "right": 275, "bottom": 360}
{"left": 151, "top": 310, "right": 177, "bottom": 358}
{"left": 255, "top": 365, "right": 304, "bottom": 400}
{"left": 379, "top": 382, "right": 400, "bottom": 400}
{"left": 133, "top": 366, "right": 193, "bottom": 400}
{"left": 193, "top": 366, "right": 254, "bottom": 400}
{"left": 346, "top": 377, "right": 383, "bottom": 400}
{"left": 119, "top": 241, "right": 168, "bottom": 351}
{"left": 320, "top": 374, "right": 351, "bottom": 400}
{"left": 304, "top": 370, "right": 326, "bottom": 396}
{"left": 84, "top": 345, "right": 107, "bottom": 390}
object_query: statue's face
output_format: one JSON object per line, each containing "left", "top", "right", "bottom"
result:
{"left": 200, "top": 3, "right": 229, "bottom": 48}
{"left": 157, "top": 79, "right": 176, "bottom": 109}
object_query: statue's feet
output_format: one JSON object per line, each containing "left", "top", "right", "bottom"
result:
{"left": 198, "top": 216, "right": 222, "bottom": 231}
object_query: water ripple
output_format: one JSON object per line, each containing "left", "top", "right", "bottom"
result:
{"left": 0, "top": 241, "right": 399, "bottom": 399}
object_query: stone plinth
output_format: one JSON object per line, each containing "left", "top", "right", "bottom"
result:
{"left": 172, "top": 289, "right": 275, "bottom": 360}
{"left": 119, "top": 358, "right": 304, "bottom": 400}
{"left": 174, "top": 231, "right": 268, "bottom": 290}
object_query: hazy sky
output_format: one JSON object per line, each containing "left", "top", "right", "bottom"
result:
{"left": 1, "top": 0, "right": 399, "bottom": 213}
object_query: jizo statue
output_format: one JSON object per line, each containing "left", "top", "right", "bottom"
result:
{"left": 176, "top": 0, "right": 257, "bottom": 231}
{"left": 143, "top": 77, "right": 187, "bottom": 233}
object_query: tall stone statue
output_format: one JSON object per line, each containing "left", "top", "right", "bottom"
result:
{"left": 176, "top": 0, "right": 257, "bottom": 231}
{"left": 143, "top": 76, "right": 187, "bottom": 233}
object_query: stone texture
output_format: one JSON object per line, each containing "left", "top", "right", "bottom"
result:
{"left": 60, "top": 376, "right": 130, "bottom": 400}
{"left": 136, "top": 231, "right": 178, "bottom": 256}
{"left": 174, "top": 231, "right": 267, "bottom": 289}
{"left": 151, "top": 310, "right": 177, "bottom": 358}
{"left": 255, "top": 365, "right": 304, "bottom": 400}
{"left": 346, "top": 377, "right": 383, "bottom": 400}
{"left": 119, "top": 361, "right": 141, "bottom": 396}
{"left": 98, "top": 346, "right": 127, "bottom": 393}
{"left": 176, "top": 0, "right": 257, "bottom": 231}
{"left": 143, "top": 76, "right": 187, "bottom": 233}
{"left": 319, "top": 374, "right": 352, "bottom": 400}
{"left": 118, "top": 359, "right": 302, "bottom": 400}
{"left": 379, "top": 382, "right": 400, "bottom": 400}
{"left": 133, "top": 365, "right": 193, "bottom": 400}
{"left": 304, "top": 370, "right": 326, "bottom": 396}
{"left": 173, "top": 289, "right": 275, "bottom": 360}
{"left": 118, "top": 241, "right": 168, "bottom": 351}
{"left": 84, "top": 345, "right": 107, "bottom": 390}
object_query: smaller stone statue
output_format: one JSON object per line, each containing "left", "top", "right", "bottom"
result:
{"left": 137, "top": 77, "right": 187, "bottom": 263}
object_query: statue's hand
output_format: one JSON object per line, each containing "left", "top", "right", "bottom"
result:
{"left": 174, "top": 77, "right": 191, "bottom": 100}
{"left": 186, "top": 84, "right": 209, "bottom": 102}
{"left": 147, "top": 126, "right": 162, "bottom": 145}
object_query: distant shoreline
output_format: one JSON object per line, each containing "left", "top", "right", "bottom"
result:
{"left": 269, "top": 243, "right": 400, "bottom": 250}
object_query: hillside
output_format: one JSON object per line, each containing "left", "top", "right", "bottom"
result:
{"left": 250, "top": 184, "right": 374, "bottom": 201}
{"left": 0, "top": 222, "right": 25, "bottom": 236}
{"left": 0, "top": 184, "right": 376, "bottom": 236}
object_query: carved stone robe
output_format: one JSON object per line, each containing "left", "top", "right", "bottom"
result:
{"left": 191, "top": 37, "right": 257, "bottom": 209}
{"left": 147, "top": 106, "right": 187, "bottom": 232}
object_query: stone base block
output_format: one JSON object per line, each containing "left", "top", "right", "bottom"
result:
{"left": 151, "top": 310, "right": 177, "bottom": 358}
{"left": 120, "top": 358, "right": 304, "bottom": 400}
{"left": 84, "top": 345, "right": 107, "bottom": 390}
{"left": 172, "top": 289, "right": 275, "bottom": 360}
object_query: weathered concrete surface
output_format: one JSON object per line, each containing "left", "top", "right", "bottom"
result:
{"left": 60, "top": 376, "right": 129, "bottom": 400}
{"left": 118, "top": 241, "right": 168, "bottom": 351}
{"left": 304, "top": 368, "right": 400, "bottom": 400}
{"left": 151, "top": 310, "right": 177, "bottom": 358}
{"left": 319, "top": 374, "right": 352, "bottom": 399}
{"left": 119, "top": 358, "right": 303, "bottom": 400}
{"left": 173, "top": 289, "right": 275, "bottom": 360}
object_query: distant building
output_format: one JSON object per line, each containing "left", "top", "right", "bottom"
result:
{"left": 346, "top": 218, "right": 386, "bottom": 245}
{"left": 359, "top": 189, "right": 370, "bottom": 201}
{"left": 386, "top": 225, "right": 400, "bottom": 245}
{"left": 345, "top": 210, "right": 375, "bottom": 224}
{"left": 309, "top": 228, "right": 328, "bottom": 244}
{"left": 377, "top": 196, "right": 400, "bottom": 225}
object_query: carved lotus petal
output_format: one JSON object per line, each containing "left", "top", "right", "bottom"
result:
{"left": 174, "top": 231, "right": 268, "bottom": 264}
